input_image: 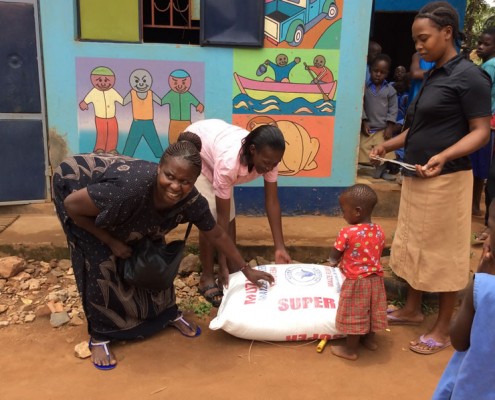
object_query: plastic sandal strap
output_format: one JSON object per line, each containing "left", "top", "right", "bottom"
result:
{"left": 173, "top": 312, "right": 192, "bottom": 330}
{"left": 89, "top": 340, "right": 111, "bottom": 357}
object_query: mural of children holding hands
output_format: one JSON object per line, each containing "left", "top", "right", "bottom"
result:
{"left": 79, "top": 66, "right": 123, "bottom": 154}
{"left": 122, "top": 69, "right": 163, "bottom": 159}
{"left": 264, "top": 54, "right": 301, "bottom": 82}
{"left": 161, "top": 69, "right": 204, "bottom": 144}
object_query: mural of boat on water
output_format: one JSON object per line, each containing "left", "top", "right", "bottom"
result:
{"left": 233, "top": 72, "right": 336, "bottom": 115}
{"left": 231, "top": 45, "right": 340, "bottom": 176}
{"left": 234, "top": 72, "right": 337, "bottom": 102}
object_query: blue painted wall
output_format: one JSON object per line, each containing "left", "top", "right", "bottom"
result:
{"left": 375, "top": 0, "right": 467, "bottom": 25}
{"left": 38, "top": 0, "right": 371, "bottom": 215}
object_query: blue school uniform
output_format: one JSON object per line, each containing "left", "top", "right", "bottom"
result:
{"left": 432, "top": 273, "right": 495, "bottom": 399}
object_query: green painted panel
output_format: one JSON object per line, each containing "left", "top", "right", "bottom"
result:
{"left": 79, "top": 0, "right": 140, "bottom": 42}
{"left": 191, "top": 0, "right": 200, "bottom": 20}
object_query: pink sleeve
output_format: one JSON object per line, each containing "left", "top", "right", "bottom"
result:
{"left": 212, "top": 158, "right": 237, "bottom": 199}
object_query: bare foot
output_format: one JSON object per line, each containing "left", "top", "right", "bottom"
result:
{"left": 330, "top": 345, "right": 358, "bottom": 361}
{"left": 360, "top": 333, "right": 378, "bottom": 351}
{"left": 89, "top": 339, "right": 117, "bottom": 369}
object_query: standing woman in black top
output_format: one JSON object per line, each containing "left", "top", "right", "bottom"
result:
{"left": 371, "top": 2, "right": 491, "bottom": 355}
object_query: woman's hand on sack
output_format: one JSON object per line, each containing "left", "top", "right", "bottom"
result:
{"left": 244, "top": 267, "right": 275, "bottom": 287}
{"left": 109, "top": 238, "right": 132, "bottom": 259}
{"left": 416, "top": 154, "right": 446, "bottom": 178}
{"left": 275, "top": 248, "right": 292, "bottom": 265}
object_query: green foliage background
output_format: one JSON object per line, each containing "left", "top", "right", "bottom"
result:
{"left": 465, "top": 0, "right": 495, "bottom": 50}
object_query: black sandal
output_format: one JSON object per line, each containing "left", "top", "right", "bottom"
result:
{"left": 198, "top": 283, "right": 223, "bottom": 307}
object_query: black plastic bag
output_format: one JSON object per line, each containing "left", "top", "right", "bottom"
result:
{"left": 121, "top": 222, "right": 192, "bottom": 291}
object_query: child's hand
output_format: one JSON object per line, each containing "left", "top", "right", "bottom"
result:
{"left": 326, "top": 258, "right": 339, "bottom": 267}
{"left": 384, "top": 122, "right": 395, "bottom": 140}
{"left": 361, "top": 121, "right": 371, "bottom": 135}
{"left": 478, "top": 239, "right": 495, "bottom": 275}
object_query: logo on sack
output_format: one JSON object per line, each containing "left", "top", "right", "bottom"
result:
{"left": 285, "top": 265, "right": 322, "bottom": 286}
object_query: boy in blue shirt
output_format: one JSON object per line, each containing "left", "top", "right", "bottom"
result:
{"left": 359, "top": 54, "right": 398, "bottom": 180}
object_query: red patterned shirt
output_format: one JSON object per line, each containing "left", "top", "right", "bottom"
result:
{"left": 333, "top": 223, "right": 385, "bottom": 280}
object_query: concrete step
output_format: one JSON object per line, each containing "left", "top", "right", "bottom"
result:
{"left": 0, "top": 202, "right": 54, "bottom": 215}
{"left": 0, "top": 173, "right": 404, "bottom": 219}
{"left": 0, "top": 201, "right": 484, "bottom": 307}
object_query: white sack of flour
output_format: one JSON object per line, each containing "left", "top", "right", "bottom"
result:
{"left": 209, "top": 264, "right": 345, "bottom": 341}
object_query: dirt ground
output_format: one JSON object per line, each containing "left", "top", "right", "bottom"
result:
{"left": 1, "top": 310, "right": 455, "bottom": 400}
{"left": 0, "top": 213, "right": 487, "bottom": 400}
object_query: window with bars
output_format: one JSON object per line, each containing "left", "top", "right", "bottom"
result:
{"left": 142, "top": 0, "right": 200, "bottom": 44}
{"left": 78, "top": 0, "right": 263, "bottom": 47}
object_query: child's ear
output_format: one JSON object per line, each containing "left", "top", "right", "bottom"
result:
{"left": 355, "top": 206, "right": 362, "bottom": 216}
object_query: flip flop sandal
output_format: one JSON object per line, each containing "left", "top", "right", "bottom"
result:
{"left": 472, "top": 229, "right": 490, "bottom": 245}
{"left": 170, "top": 311, "right": 201, "bottom": 338}
{"left": 198, "top": 283, "right": 223, "bottom": 308}
{"left": 88, "top": 339, "right": 117, "bottom": 370}
{"left": 409, "top": 334, "right": 451, "bottom": 355}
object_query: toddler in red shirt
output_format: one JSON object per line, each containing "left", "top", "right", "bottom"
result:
{"left": 328, "top": 184, "right": 388, "bottom": 360}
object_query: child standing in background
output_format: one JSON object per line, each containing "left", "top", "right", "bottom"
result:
{"left": 392, "top": 65, "right": 410, "bottom": 138}
{"left": 328, "top": 184, "right": 388, "bottom": 361}
{"left": 359, "top": 54, "right": 398, "bottom": 180}
{"left": 474, "top": 27, "right": 495, "bottom": 237}
{"left": 366, "top": 41, "right": 382, "bottom": 82}
{"left": 391, "top": 65, "right": 410, "bottom": 180}
{"left": 407, "top": 52, "right": 435, "bottom": 107}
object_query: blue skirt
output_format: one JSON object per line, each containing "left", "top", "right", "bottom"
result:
{"left": 469, "top": 131, "right": 494, "bottom": 179}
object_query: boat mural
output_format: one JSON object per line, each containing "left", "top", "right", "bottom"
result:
{"left": 234, "top": 72, "right": 337, "bottom": 103}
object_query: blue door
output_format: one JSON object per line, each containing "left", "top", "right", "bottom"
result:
{"left": 0, "top": 0, "right": 48, "bottom": 204}
{"left": 308, "top": 0, "right": 321, "bottom": 21}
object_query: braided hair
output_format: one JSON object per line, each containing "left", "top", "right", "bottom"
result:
{"left": 416, "top": 2, "right": 464, "bottom": 46}
{"left": 340, "top": 184, "right": 378, "bottom": 216}
{"left": 240, "top": 125, "right": 285, "bottom": 171}
{"left": 160, "top": 131, "right": 202, "bottom": 178}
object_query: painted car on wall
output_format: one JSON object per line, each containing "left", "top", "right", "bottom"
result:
{"left": 265, "top": 0, "right": 338, "bottom": 46}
